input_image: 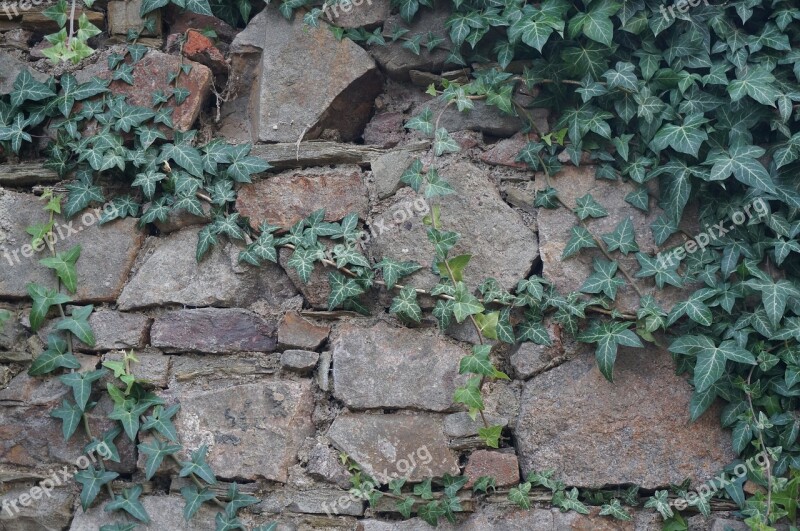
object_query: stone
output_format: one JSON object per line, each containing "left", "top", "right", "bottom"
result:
{"left": 367, "top": 161, "right": 538, "bottom": 291}
{"left": 258, "top": 488, "right": 365, "bottom": 517}
{"left": 170, "top": 354, "right": 278, "bottom": 382}
{"left": 332, "top": 321, "right": 467, "bottom": 411}
{"left": 306, "top": 443, "right": 352, "bottom": 488}
{"left": 102, "top": 349, "right": 170, "bottom": 388}
{"left": 165, "top": 5, "right": 237, "bottom": 42}
{"left": 281, "top": 350, "right": 320, "bottom": 374}
{"left": 278, "top": 247, "right": 331, "bottom": 309}
{"left": 363, "top": 111, "right": 406, "bottom": 147}
{"left": 278, "top": 311, "right": 330, "bottom": 350}
{"left": 457, "top": 505, "right": 639, "bottom": 530}
{"left": 463, "top": 450, "right": 519, "bottom": 488}
{"left": 323, "top": 0, "right": 391, "bottom": 28}
{"left": 515, "top": 345, "right": 736, "bottom": 489}
{"left": 2, "top": 29, "right": 33, "bottom": 51}
{"left": 327, "top": 413, "right": 459, "bottom": 483}
{"left": 372, "top": 149, "right": 417, "bottom": 199}
{"left": 175, "top": 380, "right": 314, "bottom": 482}
{"left": 44, "top": 309, "right": 150, "bottom": 352}
{"left": 117, "top": 226, "right": 298, "bottom": 310}
{"left": 0, "top": 50, "right": 48, "bottom": 95}
{"left": 479, "top": 133, "right": 531, "bottom": 169}
{"left": 74, "top": 47, "right": 211, "bottom": 132}
{"left": 442, "top": 412, "right": 508, "bottom": 439}
{"left": 224, "top": 6, "right": 382, "bottom": 143}
{"left": 0, "top": 190, "right": 145, "bottom": 302}
{"left": 0, "top": 307, "right": 21, "bottom": 349}
{"left": 425, "top": 97, "right": 527, "bottom": 138}
{"left": 151, "top": 308, "right": 277, "bottom": 353}
{"left": 108, "top": 0, "right": 162, "bottom": 36}
{"left": 369, "top": 4, "right": 452, "bottom": 80}
{"left": 236, "top": 166, "right": 369, "bottom": 229}
{"left": 69, "top": 494, "right": 217, "bottom": 530}
{"left": 0, "top": 484, "right": 74, "bottom": 530}
{"left": 509, "top": 322, "right": 563, "bottom": 379}
{"left": 182, "top": 29, "right": 228, "bottom": 74}
{"left": 534, "top": 165, "right": 689, "bottom": 314}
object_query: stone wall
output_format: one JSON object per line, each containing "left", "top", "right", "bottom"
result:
{"left": 0, "top": 3, "right": 748, "bottom": 530}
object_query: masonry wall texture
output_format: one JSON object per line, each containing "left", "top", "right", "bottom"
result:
{"left": 0, "top": 3, "right": 746, "bottom": 530}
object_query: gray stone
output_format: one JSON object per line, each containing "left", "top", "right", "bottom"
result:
{"left": 442, "top": 412, "right": 508, "bottom": 439}
{"left": 368, "top": 161, "right": 538, "bottom": 291}
{"left": 0, "top": 307, "right": 22, "bottom": 349}
{"left": 0, "top": 189, "right": 145, "bottom": 302}
{"left": 327, "top": 413, "right": 459, "bottom": 483}
{"left": 281, "top": 350, "right": 320, "bottom": 373}
{"left": 371, "top": 149, "right": 418, "bottom": 200}
{"left": 175, "top": 380, "right": 314, "bottom": 482}
{"left": 69, "top": 495, "right": 217, "bottom": 530}
{"left": 258, "top": 488, "right": 364, "bottom": 516}
{"left": 332, "top": 321, "right": 467, "bottom": 411}
{"left": 515, "top": 345, "right": 736, "bottom": 489}
{"left": 170, "top": 354, "right": 279, "bottom": 383}
{"left": 42, "top": 309, "right": 150, "bottom": 352}
{"left": 306, "top": 443, "right": 352, "bottom": 489}
{"left": 457, "top": 505, "right": 641, "bottom": 530}
{"left": 317, "top": 351, "right": 332, "bottom": 392}
{"left": 0, "top": 484, "right": 74, "bottom": 531}
{"left": 108, "top": 0, "right": 162, "bottom": 36}
{"left": 509, "top": 323, "right": 563, "bottom": 379}
{"left": 323, "top": 0, "right": 391, "bottom": 28}
{"left": 117, "top": 226, "right": 297, "bottom": 310}
{"left": 224, "top": 6, "right": 382, "bottom": 143}
{"left": 429, "top": 97, "right": 526, "bottom": 137}
{"left": 151, "top": 308, "right": 277, "bottom": 353}
{"left": 102, "top": 349, "right": 170, "bottom": 388}
{"left": 0, "top": 50, "right": 48, "bottom": 95}
{"left": 236, "top": 166, "right": 369, "bottom": 228}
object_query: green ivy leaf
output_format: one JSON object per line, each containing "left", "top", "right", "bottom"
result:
{"left": 59, "top": 369, "right": 106, "bottom": 411}
{"left": 179, "top": 444, "right": 217, "bottom": 484}
{"left": 105, "top": 484, "right": 150, "bottom": 523}
{"left": 574, "top": 193, "right": 608, "bottom": 220}
{"left": 75, "top": 465, "right": 118, "bottom": 511}
{"left": 580, "top": 259, "right": 625, "bottom": 300}
{"left": 180, "top": 485, "right": 217, "bottom": 521}
{"left": 54, "top": 305, "right": 96, "bottom": 347}
{"left": 29, "top": 334, "right": 80, "bottom": 375}
{"left": 51, "top": 399, "right": 83, "bottom": 440}
{"left": 26, "top": 283, "right": 72, "bottom": 332}
{"left": 138, "top": 438, "right": 182, "bottom": 480}
{"left": 328, "top": 271, "right": 365, "bottom": 310}
{"left": 577, "top": 320, "right": 643, "bottom": 381}
{"left": 390, "top": 286, "right": 422, "bottom": 323}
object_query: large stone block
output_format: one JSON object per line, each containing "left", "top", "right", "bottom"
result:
{"left": 151, "top": 308, "right": 277, "bottom": 353}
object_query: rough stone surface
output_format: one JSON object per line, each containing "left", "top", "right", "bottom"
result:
{"left": 480, "top": 133, "right": 531, "bottom": 169}
{"left": 463, "top": 450, "right": 520, "bottom": 488}
{"left": 0, "top": 485, "right": 74, "bottom": 530}
{"left": 259, "top": 488, "right": 365, "bottom": 516}
{"left": 69, "top": 495, "right": 217, "bottom": 530}
{"left": 165, "top": 4, "right": 237, "bottom": 42}
{"left": 306, "top": 443, "right": 352, "bottom": 488}
{"left": 108, "top": 0, "right": 161, "bottom": 36}
{"left": 371, "top": 149, "right": 417, "bottom": 199}
{"left": 509, "top": 322, "right": 562, "bottom": 379}
{"left": 515, "top": 345, "right": 736, "bottom": 488}
{"left": 151, "top": 308, "right": 277, "bottom": 353}
{"left": 457, "top": 506, "right": 639, "bottom": 530}
{"left": 225, "top": 6, "right": 382, "bottom": 143}
{"left": 117, "top": 227, "right": 297, "bottom": 310}
{"left": 279, "top": 247, "right": 331, "bottom": 309}
{"left": 428, "top": 98, "right": 527, "bottom": 138}
{"left": 278, "top": 311, "right": 330, "bottom": 350}
{"left": 281, "top": 350, "right": 320, "bottom": 373}
{"left": 236, "top": 166, "right": 369, "bottom": 228}
{"left": 182, "top": 29, "right": 228, "bottom": 73}
{"left": 0, "top": 50, "right": 48, "bottom": 95}
{"left": 102, "top": 349, "right": 170, "bottom": 388}
{"left": 368, "top": 161, "right": 538, "bottom": 291}
{"left": 332, "top": 321, "right": 467, "bottom": 411}
{"left": 442, "top": 412, "right": 508, "bottom": 439}
{"left": 175, "top": 380, "right": 314, "bottom": 482}
{"left": 323, "top": 0, "right": 391, "bottom": 28}
{"left": 327, "top": 413, "right": 459, "bottom": 483}
{"left": 60, "top": 309, "right": 150, "bottom": 351}
{"left": 74, "top": 47, "right": 211, "bottom": 132}
{"left": 534, "top": 165, "right": 689, "bottom": 313}
{"left": 0, "top": 190, "right": 144, "bottom": 302}
{"left": 363, "top": 111, "right": 406, "bottom": 147}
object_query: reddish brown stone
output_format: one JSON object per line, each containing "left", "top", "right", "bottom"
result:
{"left": 480, "top": 132, "right": 532, "bottom": 169}
{"left": 150, "top": 308, "right": 277, "bottom": 353}
{"left": 464, "top": 450, "right": 520, "bottom": 488}
{"left": 165, "top": 5, "right": 237, "bottom": 42}
{"left": 182, "top": 30, "right": 228, "bottom": 74}
{"left": 278, "top": 311, "right": 330, "bottom": 350}
{"left": 363, "top": 112, "right": 405, "bottom": 147}
{"left": 236, "top": 166, "right": 369, "bottom": 229}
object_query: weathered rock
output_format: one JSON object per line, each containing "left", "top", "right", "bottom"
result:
{"left": 458, "top": 505, "right": 640, "bottom": 530}
{"left": 0, "top": 190, "right": 145, "bottom": 302}
{"left": 479, "top": 133, "right": 531, "bottom": 169}
{"left": 442, "top": 412, "right": 508, "bottom": 439}
{"left": 425, "top": 98, "right": 528, "bottom": 138}
{"left": 41, "top": 309, "right": 150, "bottom": 352}
{"left": 2, "top": 29, "right": 33, "bottom": 51}
{"left": 182, "top": 29, "right": 228, "bottom": 74}
{"left": 175, "top": 380, "right": 314, "bottom": 482}
{"left": 102, "top": 349, "right": 170, "bottom": 388}
{"left": 170, "top": 354, "right": 278, "bottom": 382}
{"left": 74, "top": 47, "right": 211, "bottom": 132}
{"left": 368, "top": 161, "right": 538, "bottom": 291}
{"left": 515, "top": 345, "right": 736, "bottom": 488}
{"left": 280, "top": 350, "right": 320, "bottom": 374}
{"left": 371, "top": 149, "right": 417, "bottom": 199}
{"left": 151, "top": 308, "right": 277, "bottom": 353}
{"left": 323, "top": 0, "right": 391, "bottom": 28}
{"left": 278, "top": 247, "right": 330, "bottom": 309}
{"left": 534, "top": 165, "right": 689, "bottom": 314}
{"left": 0, "top": 50, "right": 48, "bottom": 95}
{"left": 108, "top": 0, "right": 162, "bottom": 36}
{"left": 224, "top": 6, "right": 382, "bottom": 143}
{"left": 464, "top": 450, "right": 519, "bottom": 488}
{"left": 0, "top": 307, "right": 21, "bottom": 349}
{"left": 306, "top": 443, "right": 352, "bottom": 488}
{"left": 236, "top": 166, "right": 369, "bottom": 229}
{"left": 363, "top": 111, "right": 406, "bottom": 147}
{"left": 258, "top": 488, "right": 365, "bottom": 517}
{"left": 278, "top": 311, "right": 330, "bottom": 350}
{"left": 509, "top": 322, "right": 562, "bottom": 379}
{"left": 332, "top": 321, "right": 467, "bottom": 411}
{"left": 117, "top": 226, "right": 298, "bottom": 310}
{"left": 369, "top": 4, "right": 452, "bottom": 80}
{"left": 327, "top": 413, "right": 459, "bottom": 483}
{"left": 165, "top": 4, "right": 237, "bottom": 42}
{"left": 68, "top": 494, "right": 218, "bottom": 530}
{"left": 0, "top": 484, "right": 74, "bottom": 531}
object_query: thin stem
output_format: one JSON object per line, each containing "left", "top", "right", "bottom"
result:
{"left": 67, "top": 0, "right": 77, "bottom": 49}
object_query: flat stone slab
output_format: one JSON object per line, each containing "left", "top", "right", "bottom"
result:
{"left": 332, "top": 321, "right": 467, "bottom": 411}
{"left": 327, "top": 413, "right": 459, "bottom": 483}
{"left": 151, "top": 308, "right": 277, "bottom": 353}
{"left": 277, "top": 311, "right": 330, "bottom": 350}
{"left": 69, "top": 495, "right": 217, "bottom": 530}
{"left": 39, "top": 308, "right": 150, "bottom": 351}
{"left": 515, "top": 345, "right": 736, "bottom": 488}
{"left": 175, "top": 380, "right": 314, "bottom": 482}
{"left": 0, "top": 189, "right": 144, "bottom": 302}
{"left": 117, "top": 226, "right": 297, "bottom": 310}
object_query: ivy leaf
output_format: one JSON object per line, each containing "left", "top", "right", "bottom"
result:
{"left": 141, "top": 404, "right": 180, "bottom": 442}
{"left": 478, "top": 425, "right": 503, "bottom": 448}
{"left": 580, "top": 259, "right": 625, "bottom": 300}
{"left": 667, "top": 291, "right": 714, "bottom": 326}
{"left": 635, "top": 252, "right": 682, "bottom": 289}
{"left": 215, "top": 512, "right": 245, "bottom": 531}
{"left": 452, "top": 281, "right": 484, "bottom": 323}
{"left": 225, "top": 143, "right": 271, "bottom": 182}
{"left": 625, "top": 187, "right": 649, "bottom": 211}
{"left": 74, "top": 465, "right": 118, "bottom": 511}
{"left": 425, "top": 168, "right": 455, "bottom": 197}
{"left": 562, "top": 226, "right": 598, "bottom": 259}
{"left": 54, "top": 305, "right": 96, "bottom": 347}
{"left": 64, "top": 178, "right": 104, "bottom": 218}
{"left": 651, "top": 113, "right": 709, "bottom": 157}
{"left": 434, "top": 127, "right": 459, "bottom": 156}
{"left": 29, "top": 334, "right": 80, "bottom": 375}
{"left": 728, "top": 65, "right": 780, "bottom": 107}
{"left": 577, "top": 320, "right": 643, "bottom": 381}
{"left": 574, "top": 193, "right": 608, "bottom": 220}
{"left": 164, "top": 143, "right": 204, "bottom": 178}
{"left": 599, "top": 499, "right": 632, "bottom": 521}
{"left": 10, "top": 69, "right": 56, "bottom": 108}
{"left": 138, "top": 438, "right": 182, "bottom": 480}
{"left": 179, "top": 445, "right": 217, "bottom": 484}
{"left": 390, "top": 286, "right": 422, "bottom": 323}
{"left": 745, "top": 278, "right": 800, "bottom": 328}
{"left": 707, "top": 145, "right": 776, "bottom": 194}
{"left": 180, "top": 485, "right": 216, "bottom": 521}
{"left": 375, "top": 258, "right": 421, "bottom": 289}
{"left": 400, "top": 159, "right": 424, "bottom": 192}
{"left": 508, "top": 482, "right": 531, "bottom": 508}
{"left": 51, "top": 399, "right": 83, "bottom": 440}
{"left": 534, "top": 187, "right": 559, "bottom": 209}
{"left": 196, "top": 224, "right": 218, "bottom": 262}
{"left": 601, "top": 218, "right": 638, "bottom": 255}
{"left": 328, "top": 271, "right": 365, "bottom": 310}
{"left": 603, "top": 62, "right": 638, "bottom": 92}
{"left": 454, "top": 376, "right": 484, "bottom": 412}
{"left": 112, "top": 104, "right": 155, "bottom": 133}
{"left": 108, "top": 399, "right": 150, "bottom": 440}
{"left": 26, "top": 283, "right": 71, "bottom": 332}
{"left": 39, "top": 245, "right": 81, "bottom": 293}
{"left": 59, "top": 369, "right": 106, "bottom": 411}
{"left": 509, "top": 11, "right": 556, "bottom": 52}
{"left": 644, "top": 490, "right": 674, "bottom": 520}
{"left": 405, "top": 108, "right": 433, "bottom": 136}
{"left": 105, "top": 484, "right": 150, "bottom": 523}
{"left": 225, "top": 483, "right": 259, "bottom": 514}
{"left": 555, "top": 487, "right": 590, "bottom": 514}
{"left": 0, "top": 113, "right": 32, "bottom": 153}
{"left": 287, "top": 247, "right": 319, "bottom": 283}
{"left": 459, "top": 344, "right": 496, "bottom": 376}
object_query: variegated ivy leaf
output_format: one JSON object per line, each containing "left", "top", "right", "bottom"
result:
{"left": 634, "top": 252, "right": 683, "bottom": 289}
{"left": 573, "top": 193, "right": 608, "bottom": 220}
{"left": 643, "top": 490, "right": 673, "bottom": 520}
{"left": 328, "top": 271, "right": 365, "bottom": 310}
{"left": 390, "top": 286, "right": 422, "bottom": 323}
{"left": 554, "top": 487, "right": 590, "bottom": 514}
{"left": 405, "top": 107, "right": 433, "bottom": 136}
{"left": 452, "top": 281, "right": 484, "bottom": 323}
{"left": 433, "top": 128, "right": 459, "bottom": 156}
{"left": 577, "top": 320, "right": 643, "bottom": 381}
{"left": 599, "top": 499, "right": 632, "bottom": 521}
{"left": 601, "top": 217, "right": 639, "bottom": 255}
{"left": 374, "top": 258, "right": 421, "bottom": 290}
{"left": 580, "top": 258, "right": 625, "bottom": 300}
{"left": 744, "top": 278, "right": 800, "bottom": 328}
